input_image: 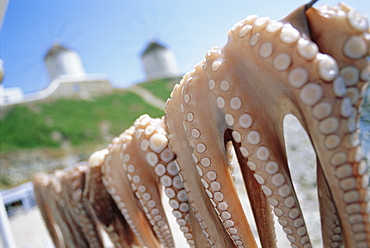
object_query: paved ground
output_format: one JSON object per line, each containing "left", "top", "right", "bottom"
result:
{"left": 0, "top": 207, "right": 54, "bottom": 248}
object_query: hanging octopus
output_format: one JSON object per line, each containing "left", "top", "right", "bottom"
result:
{"left": 33, "top": 1, "right": 370, "bottom": 247}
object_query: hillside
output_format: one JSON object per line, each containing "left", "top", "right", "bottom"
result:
{"left": 0, "top": 77, "right": 181, "bottom": 187}
{"left": 0, "top": 78, "right": 179, "bottom": 152}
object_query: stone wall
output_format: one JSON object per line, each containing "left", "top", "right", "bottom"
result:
{"left": 48, "top": 79, "right": 113, "bottom": 100}
{"left": 0, "top": 149, "right": 89, "bottom": 188}
{"left": 1, "top": 74, "right": 113, "bottom": 106}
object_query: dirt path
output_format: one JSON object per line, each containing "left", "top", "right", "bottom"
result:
{"left": 127, "top": 85, "right": 166, "bottom": 110}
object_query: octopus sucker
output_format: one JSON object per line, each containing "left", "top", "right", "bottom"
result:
{"left": 34, "top": 2, "right": 369, "bottom": 247}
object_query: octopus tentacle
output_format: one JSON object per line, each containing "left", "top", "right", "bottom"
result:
{"left": 239, "top": 158, "right": 277, "bottom": 248}
{"left": 61, "top": 164, "right": 104, "bottom": 248}
{"left": 102, "top": 128, "right": 159, "bottom": 248}
{"left": 33, "top": 173, "right": 64, "bottom": 248}
{"left": 191, "top": 62, "right": 262, "bottom": 248}
{"left": 130, "top": 115, "right": 196, "bottom": 247}
{"left": 122, "top": 115, "right": 174, "bottom": 248}
{"left": 316, "top": 159, "right": 344, "bottom": 247}
{"left": 304, "top": 4, "right": 370, "bottom": 247}
{"left": 228, "top": 15, "right": 320, "bottom": 248}
{"left": 166, "top": 76, "right": 238, "bottom": 248}
{"left": 282, "top": 3, "right": 370, "bottom": 247}
{"left": 85, "top": 150, "right": 137, "bottom": 248}
{"left": 50, "top": 170, "right": 84, "bottom": 248}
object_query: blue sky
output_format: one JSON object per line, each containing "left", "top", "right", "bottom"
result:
{"left": 0, "top": 0, "right": 369, "bottom": 94}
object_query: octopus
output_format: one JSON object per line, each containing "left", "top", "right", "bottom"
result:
{"left": 33, "top": 1, "right": 370, "bottom": 248}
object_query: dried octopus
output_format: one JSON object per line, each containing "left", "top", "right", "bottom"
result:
{"left": 33, "top": 1, "right": 370, "bottom": 247}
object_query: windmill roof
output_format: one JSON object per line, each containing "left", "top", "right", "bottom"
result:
{"left": 141, "top": 41, "right": 168, "bottom": 58}
{"left": 44, "top": 43, "right": 71, "bottom": 60}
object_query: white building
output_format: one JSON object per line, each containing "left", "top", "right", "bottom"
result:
{"left": 0, "top": 85, "right": 23, "bottom": 105}
{"left": 141, "top": 41, "right": 179, "bottom": 81}
{"left": 44, "top": 43, "right": 86, "bottom": 82}
{"left": 0, "top": 60, "right": 24, "bottom": 105}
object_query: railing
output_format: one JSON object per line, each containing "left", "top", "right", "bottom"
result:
{"left": 0, "top": 194, "right": 16, "bottom": 248}
{"left": 0, "top": 182, "right": 36, "bottom": 248}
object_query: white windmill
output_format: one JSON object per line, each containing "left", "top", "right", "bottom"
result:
{"left": 44, "top": 43, "right": 86, "bottom": 82}
{"left": 141, "top": 40, "right": 179, "bottom": 81}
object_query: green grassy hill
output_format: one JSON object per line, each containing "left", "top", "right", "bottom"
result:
{"left": 0, "top": 78, "right": 179, "bottom": 153}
